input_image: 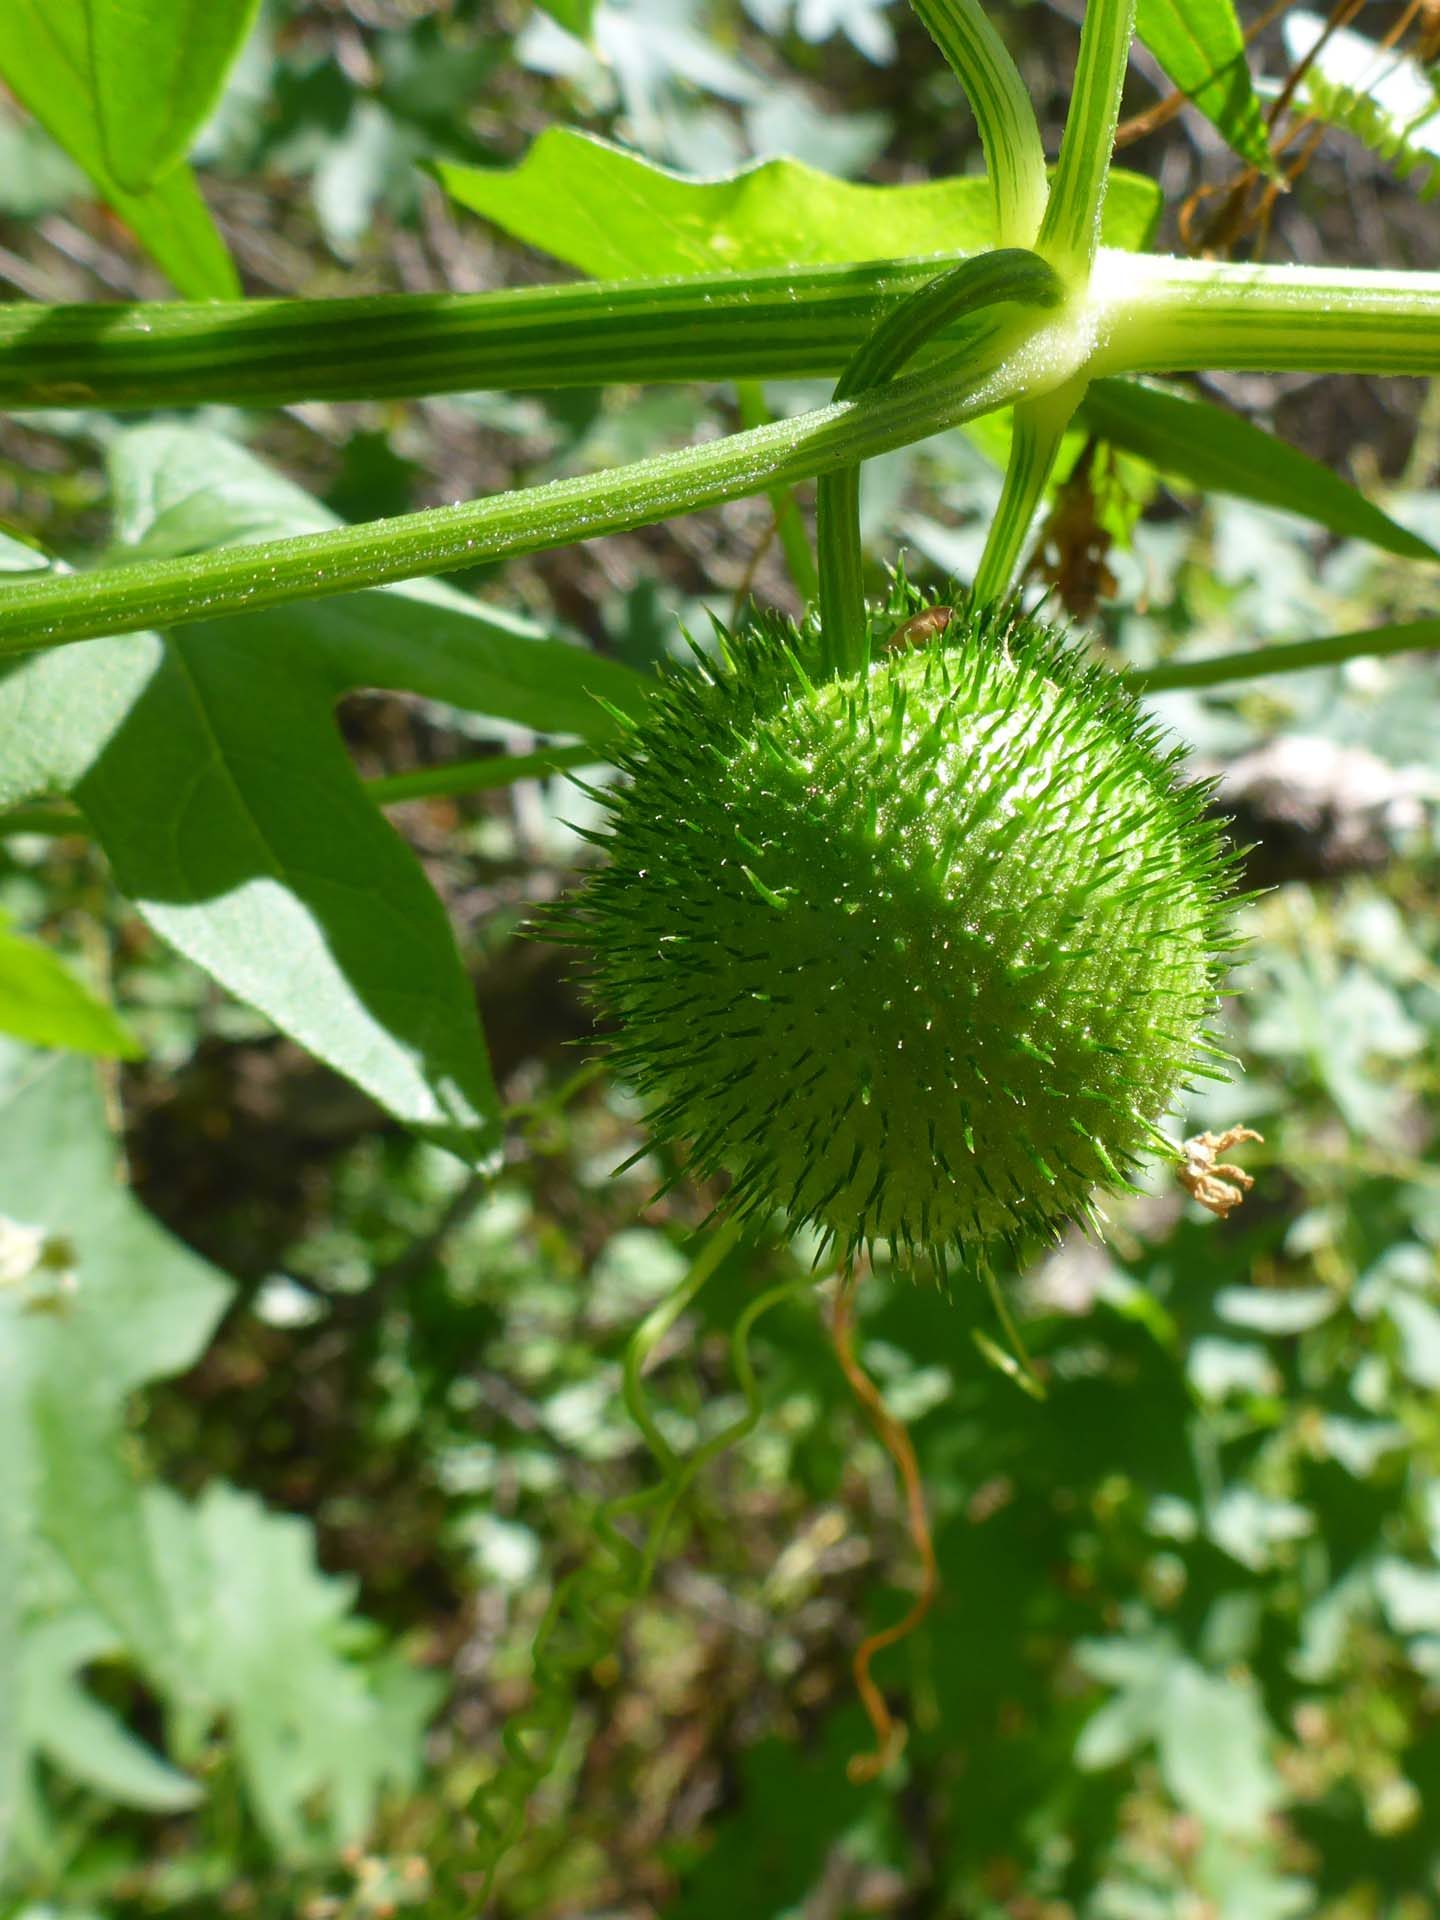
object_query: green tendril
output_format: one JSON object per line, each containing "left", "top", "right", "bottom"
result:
{"left": 468, "top": 1218, "right": 810, "bottom": 1902}
{"left": 976, "top": 1254, "right": 1047, "bottom": 1400}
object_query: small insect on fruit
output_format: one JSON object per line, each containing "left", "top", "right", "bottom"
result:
{"left": 560, "top": 592, "right": 1240, "bottom": 1276}
{"left": 884, "top": 605, "right": 954, "bottom": 652}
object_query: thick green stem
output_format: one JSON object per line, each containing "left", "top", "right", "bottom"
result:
{"left": 0, "top": 261, "right": 998, "bottom": 409}
{"left": 0, "top": 312, "right": 1076, "bottom": 656}
{"left": 10, "top": 236, "right": 1435, "bottom": 658}
{"left": 909, "top": 0, "right": 1048, "bottom": 246}
{"left": 817, "top": 249, "right": 1065, "bottom": 673}
{"left": 1091, "top": 253, "right": 1440, "bottom": 376}
{"left": 815, "top": 465, "right": 867, "bottom": 676}
{"left": 1036, "top": 0, "right": 1138, "bottom": 285}
{"left": 6, "top": 254, "right": 1440, "bottom": 413}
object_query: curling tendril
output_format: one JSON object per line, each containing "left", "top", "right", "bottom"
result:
{"left": 469, "top": 1216, "right": 809, "bottom": 1903}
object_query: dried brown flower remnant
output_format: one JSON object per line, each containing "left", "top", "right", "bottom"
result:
{"left": 1179, "top": 1127, "right": 1263, "bottom": 1217}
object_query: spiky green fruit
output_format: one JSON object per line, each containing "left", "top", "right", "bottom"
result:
{"left": 563, "top": 597, "right": 1237, "bottom": 1271}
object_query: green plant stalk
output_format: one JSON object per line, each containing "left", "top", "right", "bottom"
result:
{"left": 367, "top": 743, "right": 601, "bottom": 804}
{"left": 621, "top": 1218, "right": 745, "bottom": 1474}
{"left": 5, "top": 255, "right": 1440, "bottom": 411}
{"left": 637, "top": 1269, "right": 814, "bottom": 1583}
{"left": 0, "top": 309, "right": 1061, "bottom": 654}
{"left": 1091, "top": 253, "right": 1440, "bottom": 375}
{"left": 910, "top": 0, "right": 1048, "bottom": 245}
{"left": 1131, "top": 618, "right": 1440, "bottom": 690}
{"left": 816, "top": 249, "right": 1064, "bottom": 672}
{"left": 0, "top": 745, "right": 603, "bottom": 837}
{"left": 0, "top": 803, "right": 84, "bottom": 836}
{"left": 0, "top": 262, "right": 1002, "bottom": 409}
{"left": 814, "top": 464, "right": 866, "bottom": 675}
{"left": 972, "top": 373, "right": 1085, "bottom": 604}
{"left": 1036, "top": 0, "right": 1137, "bottom": 284}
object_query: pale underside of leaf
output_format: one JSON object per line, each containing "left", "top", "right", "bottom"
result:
{"left": 0, "top": 427, "right": 648, "bottom": 1161}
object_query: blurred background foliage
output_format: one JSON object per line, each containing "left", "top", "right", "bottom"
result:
{"left": 2, "top": 0, "right": 1440, "bottom": 1915}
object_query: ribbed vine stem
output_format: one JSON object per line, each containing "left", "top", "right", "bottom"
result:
{"left": 5, "top": 258, "right": 1440, "bottom": 661}
{"left": 816, "top": 249, "right": 1066, "bottom": 676}
{"left": 0, "top": 261, "right": 995, "bottom": 409}
{"left": 1036, "top": 0, "right": 1138, "bottom": 285}
{"left": 5, "top": 256, "right": 1440, "bottom": 416}
{"left": 0, "top": 312, "right": 1057, "bottom": 656}
{"left": 1090, "top": 252, "right": 1440, "bottom": 376}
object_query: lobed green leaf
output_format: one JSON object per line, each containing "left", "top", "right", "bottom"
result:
{"left": 144, "top": 1483, "right": 442, "bottom": 1858}
{"left": 0, "top": 1044, "right": 231, "bottom": 1841}
{"left": 0, "top": 1051, "right": 433, "bottom": 1862}
{"left": 435, "top": 127, "right": 1163, "bottom": 280}
{"left": 21, "top": 1612, "right": 203, "bottom": 1816}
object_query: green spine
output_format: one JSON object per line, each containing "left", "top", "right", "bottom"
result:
{"left": 558, "top": 591, "right": 1240, "bottom": 1271}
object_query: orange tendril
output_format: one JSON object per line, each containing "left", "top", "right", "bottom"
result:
{"left": 829, "top": 1268, "right": 939, "bottom": 1782}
